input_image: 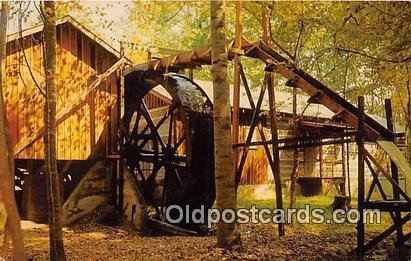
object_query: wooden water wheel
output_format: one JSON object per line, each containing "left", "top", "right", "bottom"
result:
{"left": 123, "top": 70, "right": 215, "bottom": 232}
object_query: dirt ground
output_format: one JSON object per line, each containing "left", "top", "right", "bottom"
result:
{"left": 2, "top": 196, "right": 410, "bottom": 260}
{"left": 2, "top": 221, "right": 410, "bottom": 260}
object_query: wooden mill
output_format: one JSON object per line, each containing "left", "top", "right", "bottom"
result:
{"left": 5, "top": 16, "right": 125, "bottom": 224}
{"left": 4, "top": 13, "right": 411, "bottom": 252}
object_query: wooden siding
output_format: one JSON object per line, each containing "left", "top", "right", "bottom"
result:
{"left": 238, "top": 126, "right": 268, "bottom": 185}
{"left": 3, "top": 22, "right": 119, "bottom": 160}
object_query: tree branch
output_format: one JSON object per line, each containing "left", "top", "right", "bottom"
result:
{"left": 162, "top": 2, "right": 186, "bottom": 25}
{"left": 336, "top": 47, "right": 410, "bottom": 64}
{"left": 293, "top": 21, "right": 304, "bottom": 61}
{"left": 17, "top": 1, "right": 45, "bottom": 96}
{"left": 322, "top": 55, "right": 351, "bottom": 79}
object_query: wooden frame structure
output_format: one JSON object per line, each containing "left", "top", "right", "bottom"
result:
{"left": 6, "top": 6, "right": 409, "bottom": 249}
{"left": 5, "top": 16, "right": 129, "bottom": 223}
{"left": 127, "top": 5, "right": 410, "bottom": 250}
{"left": 356, "top": 97, "right": 411, "bottom": 252}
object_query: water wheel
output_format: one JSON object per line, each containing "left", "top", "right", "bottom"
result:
{"left": 123, "top": 70, "right": 215, "bottom": 232}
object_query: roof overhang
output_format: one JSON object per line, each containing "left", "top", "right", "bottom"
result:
{"left": 7, "top": 15, "right": 120, "bottom": 59}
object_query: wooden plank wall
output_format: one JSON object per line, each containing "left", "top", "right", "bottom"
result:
{"left": 238, "top": 126, "right": 269, "bottom": 185}
{"left": 3, "top": 22, "right": 119, "bottom": 160}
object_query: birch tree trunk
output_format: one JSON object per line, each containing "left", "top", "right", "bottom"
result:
{"left": 0, "top": 2, "right": 26, "bottom": 260}
{"left": 43, "top": 1, "right": 66, "bottom": 260}
{"left": 210, "top": 0, "right": 241, "bottom": 250}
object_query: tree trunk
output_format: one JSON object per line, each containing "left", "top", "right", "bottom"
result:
{"left": 232, "top": 0, "right": 242, "bottom": 177}
{"left": 406, "top": 65, "right": 411, "bottom": 165}
{"left": 0, "top": 2, "right": 26, "bottom": 260}
{"left": 210, "top": 0, "right": 241, "bottom": 250}
{"left": 43, "top": 1, "right": 66, "bottom": 260}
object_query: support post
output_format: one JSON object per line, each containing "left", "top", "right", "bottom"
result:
{"left": 188, "top": 69, "right": 193, "bottom": 80}
{"left": 232, "top": 0, "right": 242, "bottom": 176}
{"left": 346, "top": 127, "right": 351, "bottom": 199}
{"left": 341, "top": 131, "right": 346, "bottom": 195}
{"left": 384, "top": 98, "right": 404, "bottom": 246}
{"left": 357, "top": 96, "right": 365, "bottom": 252}
{"left": 289, "top": 86, "right": 298, "bottom": 210}
{"left": 267, "top": 74, "right": 285, "bottom": 236}
{"left": 262, "top": 2, "right": 284, "bottom": 236}
{"left": 319, "top": 145, "right": 323, "bottom": 178}
{"left": 117, "top": 43, "right": 125, "bottom": 217}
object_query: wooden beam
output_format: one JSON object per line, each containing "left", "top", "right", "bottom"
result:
{"left": 357, "top": 96, "right": 365, "bottom": 252}
{"left": 129, "top": 38, "right": 394, "bottom": 142}
{"left": 237, "top": 62, "right": 276, "bottom": 186}
{"left": 365, "top": 157, "right": 388, "bottom": 201}
{"left": 365, "top": 149, "right": 411, "bottom": 202}
{"left": 262, "top": 2, "right": 284, "bottom": 236}
{"left": 234, "top": 131, "right": 356, "bottom": 148}
{"left": 232, "top": 0, "right": 242, "bottom": 171}
{"left": 279, "top": 138, "right": 353, "bottom": 150}
{"left": 267, "top": 72, "right": 285, "bottom": 237}
{"left": 341, "top": 131, "right": 346, "bottom": 196}
{"left": 365, "top": 156, "right": 397, "bottom": 222}
{"left": 242, "top": 39, "right": 392, "bottom": 141}
{"left": 235, "top": 80, "right": 267, "bottom": 186}
{"left": 359, "top": 214, "right": 410, "bottom": 253}
{"left": 129, "top": 39, "right": 392, "bottom": 142}
{"left": 385, "top": 98, "right": 404, "bottom": 246}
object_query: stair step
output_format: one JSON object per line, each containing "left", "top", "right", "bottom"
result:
{"left": 364, "top": 200, "right": 411, "bottom": 212}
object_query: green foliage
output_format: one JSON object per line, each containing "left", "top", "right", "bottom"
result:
{"left": 10, "top": 1, "right": 410, "bottom": 125}
{"left": 268, "top": 2, "right": 410, "bottom": 122}
{"left": 12, "top": 1, "right": 406, "bottom": 126}
{"left": 238, "top": 195, "right": 392, "bottom": 234}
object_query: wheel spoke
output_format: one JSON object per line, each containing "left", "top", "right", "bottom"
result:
{"left": 130, "top": 112, "right": 142, "bottom": 136}
{"left": 175, "top": 135, "right": 185, "bottom": 149}
{"left": 135, "top": 164, "right": 147, "bottom": 183}
{"left": 161, "top": 160, "right": 186, "bottom": 169}
{"left": 130, "top": 169, "right": 146, "bottom": 201}
{"left": 172, "top": 168, "right": 183, "bottom": 188}
{"left": 168, "top": 110, "right": 174, "bottom": 146}
{"left": 131, "top": 123, "right": 149, "bottom": 146}
{"left": 161, "top": 168, "right": 169, "bottom": 219}
{"left": 135, "top": 107, "right": 169, "bottom": 152}
{"left": 140, "top": 100, "right": 167, "bottom": 150}
{"left": 138, "top": 154, "right": 186, "bottom": 166}
{"left": 124, "top": 93, "right": 193, "bottom": 223}
{"left": 139, "top": 153, "right": 164, "bottom": 163}
{"left": 146, "top": 164, "right": 162, "bottom": 185}
{"left": 136, "top": 164, "right": 162, "bottom": 218}
{"left": 167, "top": 102, "right": 179, "bottom": 146}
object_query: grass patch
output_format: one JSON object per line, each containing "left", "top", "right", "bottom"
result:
{"left": 237, "top": 195, "right": 394, "bottom": 235}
